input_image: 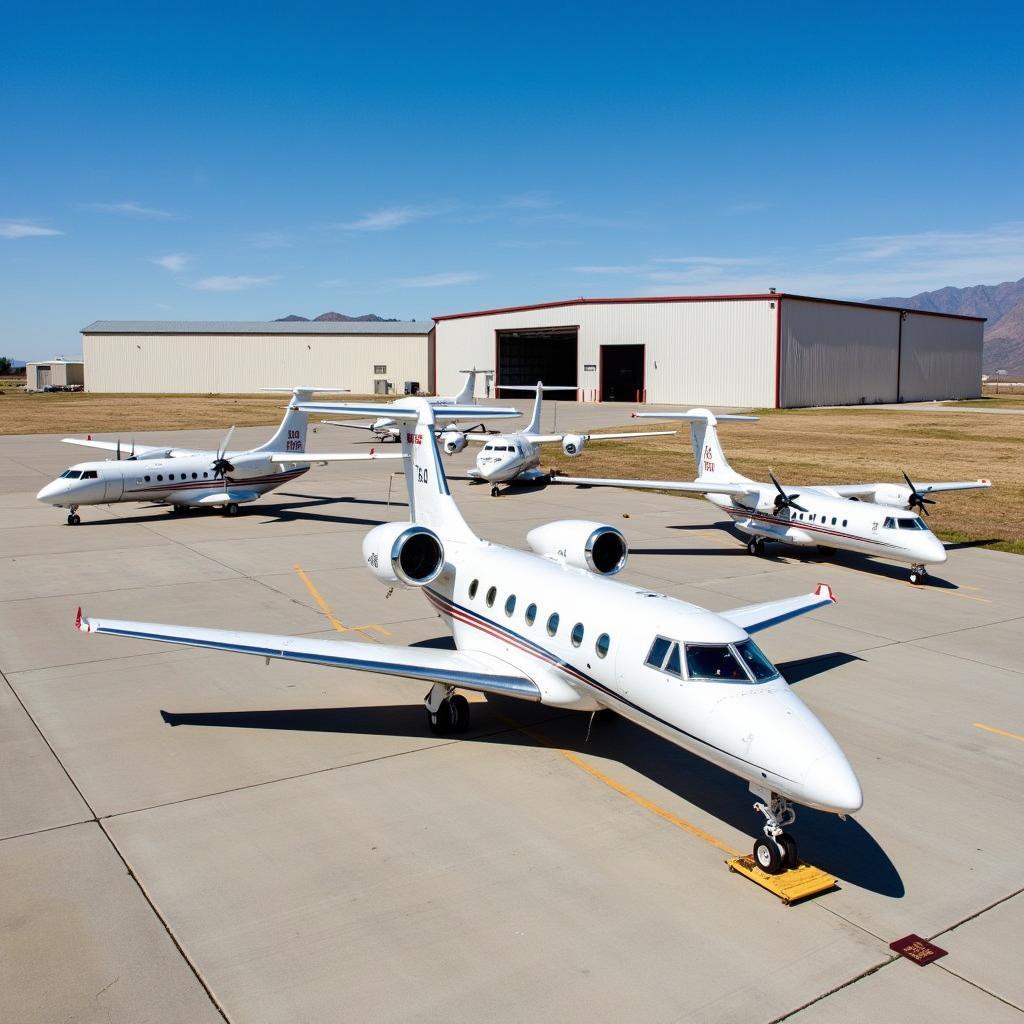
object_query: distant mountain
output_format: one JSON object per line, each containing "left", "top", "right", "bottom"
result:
{"left": 274, "top": 312, "right": 400, "bottom": 323}
{"left": 872, "top": 276, "right": 1024, "bottom": 373}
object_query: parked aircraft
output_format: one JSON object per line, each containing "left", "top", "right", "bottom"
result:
{"left": 440, "top": 381, "right": 674, "bottom": 496}
{"left": 36, "top": 387, "right": 403, "bottom": 524}
{"left": 75, "top": 397, "right": 860, "bottom": 874}
{"left": 554, "top": 408, "right": 991, "bottom": 584}
{"left": 323, "top": 369, "right": 490, "bottom": 442}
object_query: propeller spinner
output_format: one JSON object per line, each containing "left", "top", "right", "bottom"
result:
{"left": 902, "top": 470, "right": 936, "bottom": 516}
{"left": 768, "top": 470, "right": 808, "bottom": 516}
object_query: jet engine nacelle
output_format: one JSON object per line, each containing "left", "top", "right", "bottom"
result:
{"left": 362, "top": 522, "right": 445, "bottom": 588}
{"left": 561, "top": 434, "right": 586, "bottom": 457}
{"left": 871, "top": 483, "right": 913, "bottom": 508}
{"left": 440, "top": 430, "right": 467, "bottom": 455}
{"left": 526, "top": 519, "right": 628, "bottom": 576}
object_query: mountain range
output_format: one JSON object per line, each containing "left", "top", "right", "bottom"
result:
{"left": 275, "top": 312, "right": 400, "bottom": 323}
{"left": 872, "top": 276, "right": 1024, "bottom": 373}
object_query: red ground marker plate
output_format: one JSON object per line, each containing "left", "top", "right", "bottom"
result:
{"left": 889, "top": 934, "right": 948, "bottom": 966}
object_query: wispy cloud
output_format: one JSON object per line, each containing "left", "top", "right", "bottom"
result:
{"left": 339, "top": 204, "right": 445, "bottom": 231}
{"left": 150, "top": 253, "right": 190, "bottom": 272}
{"left": 83, "top": 200, "right": 177, "bottom": 219}
{"left": 192, "top": 274, "right": 281, "bottom": 291}
{"left": 0, "top": 221, "right": 62, "bottom": 239}
{"left": 391, "top": 271, "right": 484, "bottom": 288}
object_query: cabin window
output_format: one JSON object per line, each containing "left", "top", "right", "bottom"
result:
{"left": 505, "top": 595, "right": 516, "bottom": 617}
{"left": 570, "top": 622, "right": 584, "bottom": 647}
{"left": 842, "top": 519, "right": 847, "bottom": 527}
{"left": 192, "top": 472, "right": 198, "bottom": 479}
{"left": 595, "top": 633, "right": 610, "bottom": 658}
{"left": 157, "top": 475, "right": 164, "bottom": 481}
{"left": 468, "top": 579, "right": 479, "bottom": 599}
{"left": 735, "top": 638, "right": 779, "bottom": 682}
{"left": 831, "top": 517, "right": 837, "bottom": 525}
{"left": 203, "top": 472, "right": 209, "bottom": 478}
{"left": 144, "top": 475, "right": 151, "bottom": 482}
{"left": 485, "top": 586, "right": 497, "bottom": 608}
{"left": 525, "top": 603, "right": 537, "bottom": 626}
{"left": 685, "top": 643, "right": 748, "bottom": 681}
{"left": 546, "top": 612, "right": 559, "bottom": 636}
{"left": 645, "top": 635, "right": 672, "bottom": 670}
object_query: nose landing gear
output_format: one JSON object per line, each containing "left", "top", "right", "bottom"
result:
{"left": 490, "top": 485, "right": 500, "bottom": 497}
{"left": 66, "top": 505, "right": 81, "bottom": 526}
{"left": 752, "top": 789, "right": 798, "bottom": 874}
{"left": 908, "top": 564, "right": 928, "bottom": 585}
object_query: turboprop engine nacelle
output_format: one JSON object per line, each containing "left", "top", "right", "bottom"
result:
{"left": 218, "top": 452, "right": 276, "bottom": 477}
{"left": 440, "top": 430, "right": 467, "bottom": 455}
{"left": 526, "top": 519, "right": 628, "bottom": 576}
{"left": 871, "top": 483, "right": 914, "bottom": 509}
{"left": 561, "top": 434, "right": 586, "bottom": 457}
{"left": 362, "top": 522, "right": 445, "bottom": 588}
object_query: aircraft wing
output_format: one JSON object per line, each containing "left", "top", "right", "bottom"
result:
{"left": 550, "top": 474, "right": 758, "bottom": 498}
{"left": 526, "top": 430, "right": 674, "bottom": 444}
{"left": 74, "top": 609, "right": 541, "bottom": 702}
{"left": 720, "top": 584, "right": 836, "bottom": 634}
{"left": 62, "top": 437, "right": 170, "bottom": 456}
{"left": 831, "top": 479, "right": 992, "bottom": 498}
{"left": 318, "top": 420, "right": 383, "bottom": 432}
{"left": 269, "top": 451, "right": 406, "bottom": 465}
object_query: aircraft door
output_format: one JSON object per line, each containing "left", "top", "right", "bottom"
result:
{"left": 103, "top": 470, "right": 124, "bottom": 501}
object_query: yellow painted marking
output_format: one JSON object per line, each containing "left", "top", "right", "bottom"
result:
{"left": 293, "top": 564, "right": 386, "bottom": 643}
{"left": 974, "top": 722, "right": 1024, "bottom": 743}
{"left": 500, "top": 716, "right": 740, "bottom": 856}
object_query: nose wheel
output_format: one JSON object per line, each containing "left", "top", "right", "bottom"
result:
{"left": 66, "top": 505, "right": 81, "bottom": 526}
{"left": 908, "top": 565, "right": 928, "bottom": 585}
{"left": 490, "top": 485, "right": 500, "bottom": 497}
{"left": 752, "top": 789, "right": 798, "bottom": 874}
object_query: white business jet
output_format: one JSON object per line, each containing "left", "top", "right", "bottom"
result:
{"left": 554, "top": 409, "right": 991, "bottom": 585}
{"left": 323, "top": 368, "right": 489, "bottom": 442}
{"left": 36, "top": 387, "right": 402, "bottom": 524}
{"left": 75, "top": 397, "right": 861, "bottom": 874}
{"left": 440, "top": 381, "right": 673, "bottom": 496}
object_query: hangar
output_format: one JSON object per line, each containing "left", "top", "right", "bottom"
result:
{"left": 433, "top": 293, "right": 984, "bottom": 407}
{"left": 81, "top": 320, "right": 434, "bottom": 395}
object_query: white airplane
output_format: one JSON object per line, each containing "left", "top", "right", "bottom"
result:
{"left": 439, "top": 381, "right": 674, "bottom": 496}
{"left": 75, "top": 397, "right": 861, "bottom": 875}
{"left": 323, "top": 369, "right": 490, "bottom": 442}
{"left": 554, "top": 408, "right": 992, "bottom": 585}
{"left": 36, "top": 387, "right": 403, "bottom": 525}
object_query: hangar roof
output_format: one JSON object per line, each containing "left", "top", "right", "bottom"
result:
{"left": 82, "top": 320, "right": 434, "bottom": 335}
{"left": 433, "top": 294, "right": 985, "bottom": 322}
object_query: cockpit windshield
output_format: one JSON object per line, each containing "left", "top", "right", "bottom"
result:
{"left": 644, "top": 634, "right": 778, "bottom": 684}
{"left": 883, "top": 516, "right": 926, "bottom": 530}
{"left": 734, "top": 638, "right": 780, "bottom": 681}
{"left": 60, "top": 470, "right": 82, "bottom": 479}
{"left": 685, "top": 644, "right": 748, "bottom": 681}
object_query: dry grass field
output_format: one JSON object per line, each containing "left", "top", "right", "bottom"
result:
{"left": 547, "top": 407, "right": 1023, "bottom": 555}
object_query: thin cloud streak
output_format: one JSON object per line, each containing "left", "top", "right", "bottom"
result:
{"left": 0, "top": 221, "right": 62, "bottom": 239}
{"left": 151, "top": 253, "right": 190, "bottom": 272}
{"left": 192, "top": 274, "right": 281, "bottom": 291}
{"left": 83, "top": 200, "right": 177, "bottom": 219}
{"left": 339, "top": 204, "right": 445, "bottom": 231}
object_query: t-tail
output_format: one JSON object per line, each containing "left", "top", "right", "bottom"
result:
{"left": 496, "top": 382, "right": 577, "bottom": 437}
{"left": 451, "top": 370, "right": 478, "bottom": 404}
{"left": 254, "top": 387, "right": 350, "bottom": 455}
{"left": 633, "top": 408, "right": 758, "bottom": 484}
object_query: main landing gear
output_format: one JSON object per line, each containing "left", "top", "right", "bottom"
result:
{"left": 66, "top": 504, "right": 81, "bottom": 526}
{"left": 908, "top": 564, "right": 928, "bottom": 586}
{"left": 490, "top": 485, "right": 501, "bottom": 497}
{"left": 751, "top": 788, "right": 799, "bottom": 875}
{"left": 424, "top": 682, "right": 470, "bottom": 735}
{"left": 223, "top": 502, "right": 240, "bottom": 517}
{"left": 746, "top": 537, "right": 765, "bottom": 557}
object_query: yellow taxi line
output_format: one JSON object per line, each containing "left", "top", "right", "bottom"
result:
{"left": 974, "top": 722, "right": 1024, "bottom": 743}
{"left": 293, "top": 564, "right": 387, "bottom": 643}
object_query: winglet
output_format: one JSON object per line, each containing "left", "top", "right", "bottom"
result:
{"left": 75, "top": 606, "right": 91, "bottom": 632}
{"left": 814, "top": 583, "right": 837, "bottom": 604}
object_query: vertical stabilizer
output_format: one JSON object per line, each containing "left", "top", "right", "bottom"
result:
{"left": 399, "top": 400, "right": 477, "bottom": 543}
{"left": 451, "top": 370, "right": 477, "bottom": 404}
{"left": 687, "top": 409, "right": 751, "bottom": 484}
{"left": 525, "top": 381, "right": 544, "bottom": 435}
{"left": 254, "top": 388, "right": 317, "bottom": 454}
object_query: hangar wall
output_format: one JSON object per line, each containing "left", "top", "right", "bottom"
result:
{"left": 779, "top": 299, "right": 900, "bottom": 407}
{"left": 82, "top": 323, "right": 434, "bottom": 394}
{"left": 434, "top": 298, "right": 778, "bottom": 407}
{"left": 898, "top": 312, "right": 983, "bottom": 402}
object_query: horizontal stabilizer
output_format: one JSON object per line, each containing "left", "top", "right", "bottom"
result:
{"left": 296, "top": 402, "right": 520, "bottom": 422}
{"left": 550, "top": 473, "right": 756, "bottom": 498}
{"left": 269, "top": 451, "right": 406, "bottom": 464}
{"left": 632, "top": 410, "right": 759, "bottom": 423}
{"left": 259, "top": 387, "right": 352, "bottom": 394}
{"left": 720, "top": 584, "right": 836, "bottom": 634}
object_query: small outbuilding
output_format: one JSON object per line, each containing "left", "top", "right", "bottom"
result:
{"left": 25, "top": 358, "right": 85, "bottom": 391}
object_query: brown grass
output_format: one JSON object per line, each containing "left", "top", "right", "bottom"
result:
{"left": 546, "top": 407, "right": 1024, "bottom": 554}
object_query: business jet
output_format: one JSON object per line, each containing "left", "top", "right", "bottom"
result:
{"left": 75, "top": 397, "right": 861, "bottom": 874}
{"left": 36, "top": 387, "right": 403, "bottom": 524}
{"left": 554, "top": 408, "right": 991, "bottom": 585}
{"left": 438, "top": 381, "right": 674, "bottom": 496}
{"left": 322, "top": 368, "right": 491, "bottom": 442}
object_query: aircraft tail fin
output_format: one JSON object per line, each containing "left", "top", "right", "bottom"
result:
{"left": 452, "top": 370, "right": 478, "bottom": 404}
{"left": 497, "top": 382, "right": 576, "bottom": 436}
{"left": 253, "top": 387, "right": 349, "bottom": 454}
{"left": 633, "top": 408, "right": 756, "bottom": 483}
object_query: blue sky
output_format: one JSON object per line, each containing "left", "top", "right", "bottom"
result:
{"left": 3, "top": 1, "right": 1023, "bottom": 359}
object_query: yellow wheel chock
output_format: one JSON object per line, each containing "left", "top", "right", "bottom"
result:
{"left": 726, "top": 855, "right": 838, "bottom": 905}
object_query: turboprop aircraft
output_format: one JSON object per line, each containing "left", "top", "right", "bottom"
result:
{"left": 36, "top": 387, "right": 403, "bottom": 524}
{"left": 554, "top": 409, "right": 991, "bottom": 585}
{"left": 439, "top": 381, "right": 674, "bottom": 496}
{"left": 75, "top": 397, "right": 861, "bottom": 875}
{"left": 322, "top": 368, "right": 490, "bottom": 442}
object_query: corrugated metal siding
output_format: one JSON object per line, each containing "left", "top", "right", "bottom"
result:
{"left": 83, "top": 334, "right": 431, "bottom": 394}
{"left": 780, "top": 300, "right": 899, "bottom": 407}
{"left": 434, "top": 299, "right": 777, "bottom": 406}
{"left": 898, "top": 313, "right": 982, "bottom": 402}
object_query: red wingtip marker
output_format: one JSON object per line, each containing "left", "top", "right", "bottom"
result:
{"left": 814, "top": 583, "right": 837, "bottom": 603}
{"left": 74, "top": 606, "right": 82, "bottom": 630}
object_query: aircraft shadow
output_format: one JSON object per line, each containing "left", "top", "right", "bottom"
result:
{"left": 160, "top": 690, "right": 902, "bottom": 898}
{"left": 776, "top": 651, "right": 864, "bottom": 683}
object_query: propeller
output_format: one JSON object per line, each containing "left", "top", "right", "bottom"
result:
{"left": 768, "top": 469, "right": 808, "bottom": 515}
{"left": 901, "top": 470, "right": 936, "bottom": 516}
{"left": 211, "top": 426, "right": 236, "bottom": 480}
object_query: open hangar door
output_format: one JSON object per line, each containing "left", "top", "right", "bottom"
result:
{"left": 495, "top": 326, "right": 578, "bottom": 400}
{"left": 600, "top": 344, "right": 645, "bottom": 402}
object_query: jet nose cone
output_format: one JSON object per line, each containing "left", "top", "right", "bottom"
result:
{"left": 803, "top": 754, "right": 863, "bottom": 813}
{"left": 36, "top": 480, "right": 63, "bottom": 503}
{"left": 927, "top": 535, "right": 948, "bottom": 564}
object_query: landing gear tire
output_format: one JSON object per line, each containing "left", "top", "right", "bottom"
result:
{"left": 426, "top": 694, "right": 470, "bottom": 735}
{"left": 777, "top": 833, "right": 799, "bottom": 870}
{"left": 490, "top": 485, "right": 500, "bottom": 497}
{"left": 753, "top": 837, "right": 783, "bottom": 874}
{"left": 67, "top": 513, "right": 81, "bottom": 526}
{"left": 224, "top": 502, "right": 240, "bottom": 517}
{"left": 909, "top": 565, "right": 927, "bottom": 585}
{"left": 747, "top": 538, "right": 765, "bottom": 557}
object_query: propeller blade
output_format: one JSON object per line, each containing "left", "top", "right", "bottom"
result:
{"left": 116, "top": 439, "right": 121, "bottom": 461}
{"left": 218, "top": 425, "right": 236, "bottom": 461}
{"left": 768, "top": 470, "right": 788, "bottom": 497}
{"left": 788, "top": 499, "right": 808, "bottom": 513}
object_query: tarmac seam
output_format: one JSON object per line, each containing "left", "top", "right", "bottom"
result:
{"left": 935, "top": 963, "right": 1024, "bottom": 1014}
{"left": 767, "top": 953, "right": 900, "bottom": 1023}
